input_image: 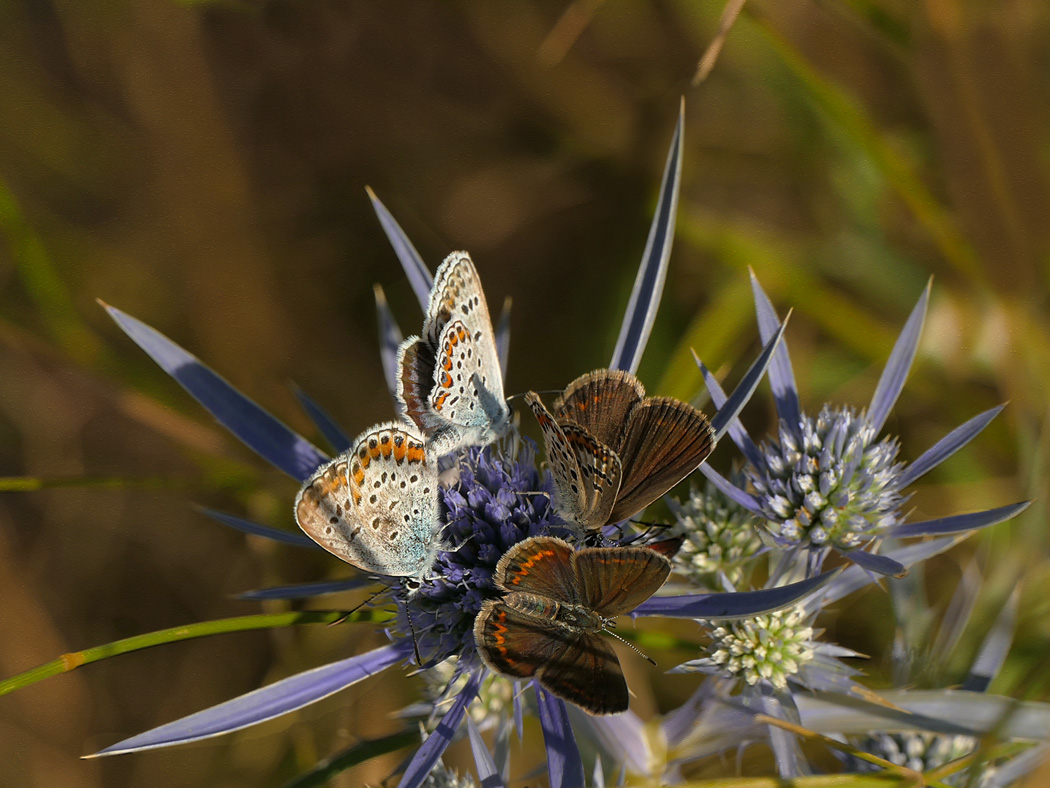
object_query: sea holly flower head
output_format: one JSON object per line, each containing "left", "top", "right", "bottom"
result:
{"left": 673, "top": 599, "right": 862, "bottom": 696}
{"left": 747, "top": 404, "right": 905, "bottom": 551}
{"left": 848, "top": 732, "right": 985, "bottom": 782}
{"left": 696, "top": 271, "right": 1025, "bottom": 577}
{"left": 390, "top": 440, "right": 568, "bottom": 666}
{"left": 667, "top": 472, "right": 764, "bottom": 586}
{"left": 420, "top": 764, "right": 478, "bottom": 788}
{"left": 698, "top": 606, "right": 816, "bottom": 690}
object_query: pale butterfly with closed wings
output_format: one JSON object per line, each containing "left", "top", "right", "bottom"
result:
{"left": 526, "top": 368, "right": 716, "bottom": 530}
{"left": 397, "top": 251, "right": 511, "bottom": 457}
{"left": 294, "top": 421, "right": 443, "bottom": 579}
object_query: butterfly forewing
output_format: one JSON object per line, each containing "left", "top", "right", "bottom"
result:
{"left": 425, "top": 254, "right": 506, "bottom": 408}
{"left": 493, "top": 536, "right": 579, "bottom": 603}
{"left": 574, "top": 545, "right": 671, "bottom": 618}
{"left": 396, "top": 251, "right": 509, "bottom": 452}
{"left": 295, "top": 457, "right": 358, "bottom": 558}
{"left": 554, "top": 369, "right": 645, "bottom": 449}
{"left": 608, "top": 398, "right": 715, "bottom": 524}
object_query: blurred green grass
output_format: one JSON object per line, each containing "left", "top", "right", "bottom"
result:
{"left": 0, "top": 1, "right": 1047, "bottom": 786}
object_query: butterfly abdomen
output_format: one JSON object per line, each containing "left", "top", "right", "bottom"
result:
{"left": 504, "top": 593, "right": 605, "bottom": 633}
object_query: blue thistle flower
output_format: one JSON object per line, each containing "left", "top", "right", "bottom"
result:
{"left": 392, "top": 440, "right": 570, "bottom": 666}
{"left": 748, "top": 403, "right": 906, "bottom": 550}
{"left": 80, "top": 108, "right": 850, "bottom": 786}
{"left": 697, "top": 271, "right": 1028, "bottom": 577}
{"left": 667, "top": 470, "right": 765, "bottom": 587}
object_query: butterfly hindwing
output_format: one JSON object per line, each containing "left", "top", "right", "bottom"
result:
{"left": 396, "top": 337, "right": 441, "bottom": 434}
{"left": 525, "top": 392, "right": 591, "bottom": 524}
{"left": 474, "top": 599, "right": 577, "bottom": 680}
{"left": 294, "top": 423, "right": 441, "bottom": 577}
{"left": 559, "top": 420, "right": 622, "bottom": 529}
{"left": 536, "top": 630, "right": 629, "bottom": 716}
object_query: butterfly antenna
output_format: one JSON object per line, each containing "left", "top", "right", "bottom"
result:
{"left": 505, "top": 389, "right": 563, "bottom": 401}
{"left": 628, "top": 518, "right": 675, "bottom": 530}
{"left": 326, "top": 585, "right": 391, "bottom": 627}
{"left": 604, "top": 627, "right": 657, "bottom": 666}
{"left": 399, "top": 583, "right": 424, "bottom": 667}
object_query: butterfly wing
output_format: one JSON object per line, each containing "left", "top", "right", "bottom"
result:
{"left": 536, "top": 631, "right": 630, "bottom": 716}
{"left": 427, "top": 320, "right": 500, "bottom": 435}
{"left": 493, "top": 536, "right": 580, "bottom": 602}
{"left": 526, "top": 393, "right": 594, "bottom": 526}
{"left": 294, "top": 423, "right": 441, "bottom": 577}
{"left": 607, "top": 398, "right": 715, "bottom": 525}
{"left": 424, "top": 252, "right": 508, "bottom": 430}
{"left": 474, "top": 599, "right": 570, "bottom": 680}
{"left": 572, "top": 544, "right": 671, "bottom": 618}
{"left": 473, "top": 598, "right": 630, "bottom": 715}
{"left": 553, "top": 368, "right": 645, "bottom": 449}
{"left": 396, "top": 336, "right": 442, "bottom": 435}
{"left": 559, "top": 420, "right": 622, "bottom": 529}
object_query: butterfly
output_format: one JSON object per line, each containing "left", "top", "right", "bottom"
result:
{"left": 474, "top": 536, "right": 671, "bottom": 715}
{"left": 294, "top": 421, "right": 443, "bottom": 578}
{"left": 397, "top": 251, "right": 511, "bottom": 456}
{"left": 526, "top": 368, "right": 715, "bottom": 530}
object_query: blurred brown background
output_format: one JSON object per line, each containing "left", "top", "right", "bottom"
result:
{"left": 1, "top": 1, "right": 1048, "bottom": 786}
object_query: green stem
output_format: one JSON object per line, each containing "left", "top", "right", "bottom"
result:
{"left": 0, "top": 609, "right": 391, "bottom": 697}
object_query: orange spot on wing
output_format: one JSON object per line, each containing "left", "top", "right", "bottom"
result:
{"left": 507, "top": 547, "right": 557, "bottom": 586}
